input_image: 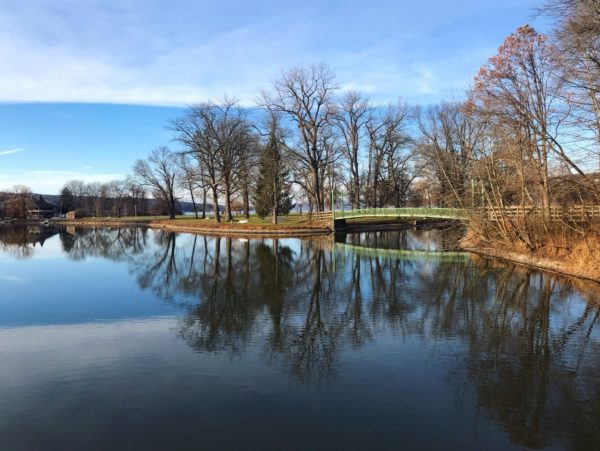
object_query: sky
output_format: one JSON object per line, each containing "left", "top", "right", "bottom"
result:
{"left": 0, "top": 0, "right": 546, "bottom": 194}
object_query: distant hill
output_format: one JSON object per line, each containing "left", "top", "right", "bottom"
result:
{"left": 38, "top": 194, "right": 60, "bottom": 206}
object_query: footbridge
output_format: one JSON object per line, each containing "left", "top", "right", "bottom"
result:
{"left": 302, "top": 205, "right": 600, "bottom": 230}
{"left": 301, "top": 207, "right": 468, "bottom": 230}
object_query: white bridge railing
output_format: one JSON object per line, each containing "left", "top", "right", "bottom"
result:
{"left": 299, "top": 207, "right": 467, "bottom": 222}
{"left": 298, "top": 205, "right": 600, "bottom": 224}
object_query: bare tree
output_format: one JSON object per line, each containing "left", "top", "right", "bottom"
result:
{"left": 134, "top": 146, "right": 180, "bottom": 219}
{"left": 85, "top": 182, "right": 107, "bottom": 217}
{"left": 62, "top": 179, "right": 87, "bottom": 211}
{"left": 4, "top": 185, "right": 32, "bottom": 219}
{"left": 171, "top": 100, "right": 254, "bottom": 223}
{"left": 171, "top": 106, "right": 222, "bottom": 223}
{"left": 107, "top": 180, "right": 128, "bottom": 217}
{"left": 333, "top": 91, "right": 369, "bottom": 208}
{"left": 471, "top": 25, "right": 572, "bottom": 217}
{"left": 177, "top": 153, "right": 203, "bottom": 219}
{"left": 125, "top": 177, "right": 147, "bottom": 217}
{"left": 416, "top": 102, "right": 485, "bottom": 208}
{"left": 365, "top": 102, "right": 413, "bottom": 207}
{"left": 541, "top": 0, "right": 600, "bottom": 163}
{"left": 236, "top": 148, "right": 256, "bottom": 219}
{"left": 261, "top": 64, "right": 337, "bottom": 212}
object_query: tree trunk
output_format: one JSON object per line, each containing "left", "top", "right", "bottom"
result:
{"left": 272, "top": 177, "right": 278, "bottom": 225}
{"left": 168, "top": 192, "right": 176, "bottom": 219}
{"left": 243, "top": 187, "right": 250, "bottom": 220}
{"left": 352, "top": 166, "right": 360, "bottom": 209}
{"left": 224, "top": 183, "right": 233, "bottom": 222}
{"left": 211, "top": 186, "right": 221, "bottom": 223}
{"left": 189, "top": 185, "right": 198, "bottom": 219}
{"left": 311, "top": 164, "right": 322, "bottom": 211}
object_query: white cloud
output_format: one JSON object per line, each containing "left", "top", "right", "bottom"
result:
{"left": 0, "top": 274, "right": 27, "bottom": 283}
{"left": 0, "top": 0, "right": 539, "bottom": 107}
{"left": 0, "top": 148, "right": 25, "bottom": 156}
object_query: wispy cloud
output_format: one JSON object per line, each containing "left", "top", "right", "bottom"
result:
{"left": 0, "top": 274, "right": 27, "bottom": 283}
{"left": 0, "top": 0, "right": 538, "bottom": 106}
{"left": 0, "top": 148, "right": 25, "bottom": 156}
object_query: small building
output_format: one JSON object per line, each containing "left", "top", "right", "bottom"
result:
{"left": 1, "top": 194, "right": 58, "bottom": 219}
{"left": 65, "top": 211, "right": 78, "bottom": 220}
{"left": 27, "top": 195, "right": 59, "bottom": 219}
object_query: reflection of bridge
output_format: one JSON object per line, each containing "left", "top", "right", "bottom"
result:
{"left": 336, "top": 243, "right": 469, "bottom": 261}
{"left": 302, "top": 207, "right": 468, "bottom": 230}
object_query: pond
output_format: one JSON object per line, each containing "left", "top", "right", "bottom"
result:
{"left": 0, "top": 225, "right": 599, "bottom": 450}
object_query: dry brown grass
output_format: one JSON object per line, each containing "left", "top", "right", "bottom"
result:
{"left": 462, "top": 222, "right": 600, "bottom": 281}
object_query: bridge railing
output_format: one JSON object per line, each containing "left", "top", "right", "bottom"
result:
{"left": 299, "top": 207, "right": 468, "bottom": 222}
{"left": 336, "top": 207, "right": 468, "bottom": 220}
{"left": 298, "top": 205, "right": 599, "bottom": 224}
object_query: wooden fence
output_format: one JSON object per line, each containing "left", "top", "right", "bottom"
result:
{"left": 295, "top": 205, "right": 600, "bottom": 224}
{"left": 481, "top": 205, "right": 600, "bottom": 222}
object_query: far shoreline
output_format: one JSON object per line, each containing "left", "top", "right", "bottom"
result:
{"left": 50, "top": 217, "right": 333, "bottom": 238}
{"left": 45, "top": 216, "right": 462, "bottom": 238}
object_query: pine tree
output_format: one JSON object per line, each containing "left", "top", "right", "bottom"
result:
{"left": 253, "top": 118, "right": 294, "bottom": 223}
{"left": 60, "top": 186, "right": 75, "bottom": 213}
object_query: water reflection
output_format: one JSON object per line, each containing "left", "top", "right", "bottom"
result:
{"left": 338, "top": 226, "right": 465, "bottom": 251}
{"left": 0, "top": 225, "right": 59, "bottom": 258}
{"left": 1, "top": 226, "right": 600, "bottom": 449}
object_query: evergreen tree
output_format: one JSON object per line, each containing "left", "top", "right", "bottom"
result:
{"left": 60, "top": 186, "right": 75, "bottom": 213}
{"left": 253, "top": 118, "right": 294, "bottom": 223}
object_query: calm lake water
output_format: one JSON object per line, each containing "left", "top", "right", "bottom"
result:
{"left": 1, "top": 225, "right": 599, "bottom": 450}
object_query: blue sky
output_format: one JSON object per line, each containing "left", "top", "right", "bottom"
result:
{"left": 0, "top": 0, "right": 545, "bottom": 194}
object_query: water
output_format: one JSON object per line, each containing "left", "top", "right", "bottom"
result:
{"left": 0, "top": 225, "right": 599, "bottom": 450}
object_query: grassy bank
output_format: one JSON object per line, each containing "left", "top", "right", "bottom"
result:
{"left": 53, "top": 214, "right": 452, "bottom": 235}
{"left": 54, "top": 214, "right": 333, "bottom": 237}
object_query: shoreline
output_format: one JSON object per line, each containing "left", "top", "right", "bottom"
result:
{"left": 461, "top": 246, "right": 600, "bottom": 284}
{"left": 48, "top": 217, "right": 460, "bottom": 237}
{"left": 11, "top": 218, "right": 599, "bottom": 283}
{"left": 51, "top": 218, "right": 333, "bottom": 238}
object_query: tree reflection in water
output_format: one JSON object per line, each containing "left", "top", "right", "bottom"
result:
{"left": 2, "top": 226, "right": 600, "bottom": 449}
{"left": 0, "top": 225, "right": 60, "bottom": 259}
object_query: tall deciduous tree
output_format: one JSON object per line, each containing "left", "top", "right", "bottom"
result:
{"left": 471, "top": 25, "right": 570, "bottom": 217}
{"left": 541, "top": 0, "right": 600, "bottom": 172}
{"left": 177, "top": 154, "right": 202, "bottom": 219}
{"left": 171, "top": 100, "right": 254, "bottom": 223}
{"left": 5, "top": 185, "right": 32, "bottom": 219}
{"left": 365, "top": 102, "right": 413, "bottom": 207}
{"left": 261, "top": 64, "right": 337, "bottom": 212}
{"left": 416, "top": 102, "right": 485, "bottom": 208}
{"left": 333, "top": 91, "right": 369, "bottom": 209}
{"left": 134, "top": 146, "right": 180, "bottom": 219}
